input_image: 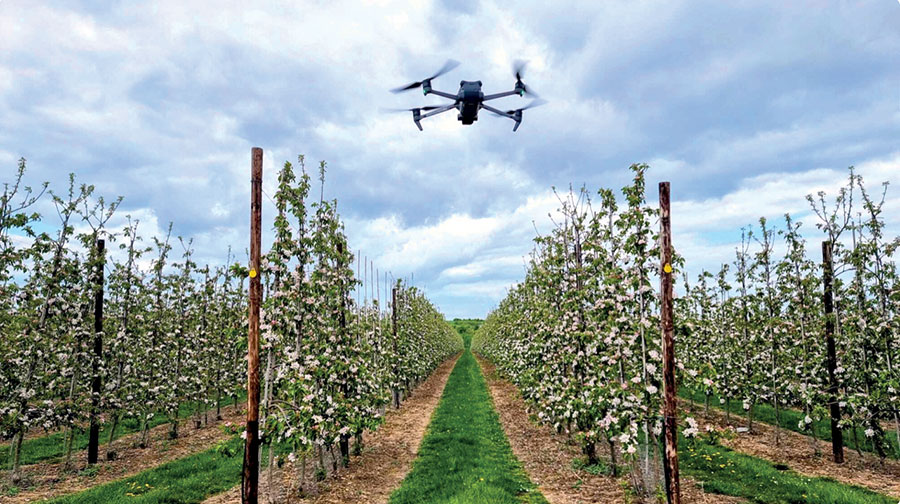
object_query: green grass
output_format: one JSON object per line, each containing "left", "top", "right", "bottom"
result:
{"left": 389, "top": 345, "right": 546, "bottom": 504}
{"left": 682, "top": 388, "right": 900, "bottom": 459}
{"left": 681, "top": 436, "right": 895, "bottom": 504}
{"left": 42, "top": 436, "right": 247, "bottom": 504}
{"left": 2, "top": 393, "right": 245, "bottom": 468}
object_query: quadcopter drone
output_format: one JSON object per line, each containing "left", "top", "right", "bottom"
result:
{"left": 388, "top": 60, "right": 545, "bottom": 132}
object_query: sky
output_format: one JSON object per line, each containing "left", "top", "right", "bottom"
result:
{"left": 1, "top": 0, "right": 899, "bottom": 318}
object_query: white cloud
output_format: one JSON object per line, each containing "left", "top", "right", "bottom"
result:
{"left": 2, "top": 0, "right": 897, "bottom": 318}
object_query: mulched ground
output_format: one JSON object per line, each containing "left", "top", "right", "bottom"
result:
{"left": 203, "top": 354, "right": 461, "bottom": 504}
{"left": 683, "top": 399, "right": 900, "bottom": 500}
{"left": 2, "top": 404, "right": 246, "bottom": 503}
{"left": 476, "top": 355, "right": 745, "bottom": 504}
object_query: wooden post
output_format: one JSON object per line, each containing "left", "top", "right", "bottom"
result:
{"left": 822, "top": 241, "right": 844, "bottom": 464}
{"left": 242, "top": 147, "right": 262, "bottom": 504}
{"left": 659, "top": 181, "right": 680, "bottom": 504}
{"left": 87, "top": 238, "right": 105, "bottom": 464}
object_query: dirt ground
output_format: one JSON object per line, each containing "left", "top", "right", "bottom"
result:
{"left": 203, "top": 354, "right": 460, "bottom": 504}
{"left": 2, "top": 404, "right": 245, "bottom": 504}
{"left": 476, "top": 356, "right": 745, "bottom": 504}
{"left": 682, "top": 399, "right": 900, "bottom": 500}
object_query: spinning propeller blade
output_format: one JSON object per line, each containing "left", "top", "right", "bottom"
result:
{"left": 390, "top": 59, "right": 460, "bottom": 93}
{"left": 513, "top": 60, "right": 527, "bottom": 82}
{"left": 380, "top": 106, "right": 443, "bottom": 113}
{"left": 512, "top": 60, "right": 540, "bottom": 98}
{"left": 505, "top": 98, "right": 547, "bottom": 115}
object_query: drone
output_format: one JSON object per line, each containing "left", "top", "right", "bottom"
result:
{"left": 388, "top": 60, "right": 545, "bottom": 132}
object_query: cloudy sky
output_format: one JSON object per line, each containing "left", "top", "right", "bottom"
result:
{"left": 2, "top": 1, "right": 899, "bottom": 318}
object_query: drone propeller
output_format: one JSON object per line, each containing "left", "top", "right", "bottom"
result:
{"left": 505, "top": 98, "right": 547, "bottom": 115}
{"left": 390, "top": 59, "right": 460, "bottom": 93}
{"left": 381, "top": 106, "right": 444, "bottom": 113}
{"left": 513, "top": 60, "right": 527, "bottom": 82}
{"left": 513, "top": 60, "right": 540, "bottom": 98}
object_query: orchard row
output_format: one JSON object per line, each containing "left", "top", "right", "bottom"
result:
{"left": 0, "top": 158, "right": 461, "bottom": 482}
{"left": 678, "top": 168, "right": 899, "bottom": 459}
{"left": 473, "top": 165, "right": 899, "bottom": 500}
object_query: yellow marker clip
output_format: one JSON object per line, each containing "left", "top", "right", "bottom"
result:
{"left": 663, "top": 263, "right": 673, "bottom": 274}
{"left": 249, "top": 269, "right": 258, "bottom": 278}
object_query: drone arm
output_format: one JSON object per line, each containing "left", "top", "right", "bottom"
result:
{"left": 481, "top": 104, "right": 513, "bottom": 118}
{"left": 421, "top": 104, "right": 457, "bottom": 118}
{"left": 411, "top": 104, "right": 457, "bottom": 130}
{"left": 481, "top": 104, "right": 522, "bottom": 132}
{"left": 483, "top": 90, "right": 522, "bottom": 101}
{"left": 426, "top": 89, "right": 458, "bottom": 100}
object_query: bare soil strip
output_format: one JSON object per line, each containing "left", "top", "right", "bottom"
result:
{"left": 476, "top": 356, "right": 745, "bottom": 504}
{"left": 683, "top": 399, "right": 900, "bottom": 500}
{"left": 4, "top": 404, "right": 245, "bottom": 504}
{"left": 203, "top": 354, "right": 460, "bottom": 504}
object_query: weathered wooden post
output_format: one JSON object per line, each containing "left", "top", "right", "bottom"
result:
{"left": 822, "top": 240, "right": 844, "bottom": 463}
{"left": 87, "top": 238, "right": 105, "bottom": 464}
{"left": 659, "top": 181, "right": 680, "bottom": 504}
{"left": 242, "top": 147, "right": 262, "bottom": 504}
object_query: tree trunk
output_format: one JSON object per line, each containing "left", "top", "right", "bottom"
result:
{"left": 63, "top": 426, "right": 76, "bottom": 470}
{"left": 748, "top": 402, "right": 754, "bottom": 432}
{"left": 353, "top": 431, "right": 363, "bottom": 456}
{"left": 139, "top": 416, "right": 150, "bottom": 449}
{"left": 584, "top": 441, "right": 598, "bottom": 465}
{"left": 106, "top": 413, "right": 120, "bottom": 459}
{"left": 607, "top": 437, "right": 618, "bottom": 477}
{"left": 10, "top": 430, "right": 24, "bottom": 474}
{"left": 266, "top": 445, "right": 275, "bottom": 504}
{"left": 339, "top": 435, "right": 350, "bottom": 468}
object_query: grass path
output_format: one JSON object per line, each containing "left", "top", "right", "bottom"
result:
{"left": 1, "top": 394, "right": 245, "bottom": 468}
{"left": 681, "top": 396, "right": 900, "bottom": 501}
{"left": 41, "top": 437, "right": 257, "bottom": 504}
{"left": 681, "top": 437, "right": 895, "bottom": 504}
{"left": 682, "top": 388, "right": 900, "bottom": 459}
{"left": 388, "top": 346, "right": 546, "bottom": 504}
{"left": 4, "top": 405, "right": 246, "bottom": 503}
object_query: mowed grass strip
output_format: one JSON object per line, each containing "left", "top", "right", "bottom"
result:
{"left": 389, "top": 348, "right": 546, "bottom": 504}
{"left": 682, "top": 388, "right": 900, "bottom": 459}
{"left": 1, "top": 394, "right": 244, "bottom": 468}
{"left": 681, "top": 436, "right": 895, "bottom": 504}
{"left": 42, "top": 437, "right": 249, "bottom": 504}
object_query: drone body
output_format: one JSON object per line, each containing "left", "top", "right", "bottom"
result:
{"left": 457, "top": 80, "right": 484, "bottom": 125}
{"left": 390, "top": 60, "right": 543, "bottom": 132}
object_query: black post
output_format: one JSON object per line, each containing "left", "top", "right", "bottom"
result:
{"left": 822, "top": 241, "right": 844, "bottom": 464}
{"left": 87, "top": 239, "right": 105, "bottom": 464}
{"left": 338, "top": 241, "right": 350, "bottom": 467}
{"left": 392, "top": 286, "right": 400, "bottom": 409}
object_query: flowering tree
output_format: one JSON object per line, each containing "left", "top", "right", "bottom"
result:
{"left": 253, "top": 158, "right": 462, "bottom": 497}
{"left": 474, "top": 165, "right": 669, "bottom": 493}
